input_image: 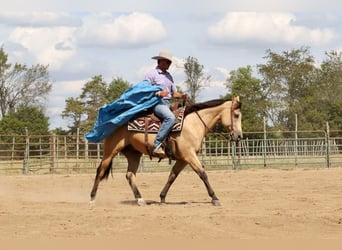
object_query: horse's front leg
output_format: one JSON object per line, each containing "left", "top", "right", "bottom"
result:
{"left": 188, "top": 155, "right": 221, "bottom": 206}
{"left": 198, "top": 170, "right": 220, "bottom": 206}
{"left": 160, "top": 160, "right": 187, "bottom": 204}
{"left": 122, "top": 148, "right": 145, "bottom": 206}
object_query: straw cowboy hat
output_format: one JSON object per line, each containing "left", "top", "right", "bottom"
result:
{"left": 152, "top": 50, "right": 173, "bottom": 62}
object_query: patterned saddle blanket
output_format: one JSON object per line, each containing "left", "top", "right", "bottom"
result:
{"left": 128, "top": 107, "right": 185, "bottom": 133}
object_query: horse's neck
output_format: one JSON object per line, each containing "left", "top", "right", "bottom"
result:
{"left": 196, "top": 104, "right": 225, "bottom": 131}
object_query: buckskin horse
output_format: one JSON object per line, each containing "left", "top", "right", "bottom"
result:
{"left": 90, "top": 96, "right": 242, "bottom": 206}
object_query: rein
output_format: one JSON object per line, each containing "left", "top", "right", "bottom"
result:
{"left": 229, "top": 103, "right": 234, "bottom": 134}
{"left": 195, "top": 111, "right": 212, "bottom": 133}
{"left": 194, "top": 100, "right": 236, "bottom": 139}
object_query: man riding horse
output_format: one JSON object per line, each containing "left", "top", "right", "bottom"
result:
{"left": 145, "top": 50, "right": 188, "bottom": 157}
{"left": 85, "top": 50, "right": 187, "bottom": 158}
{"left": 86, "top": 51, "right": 243, "bottom": 206}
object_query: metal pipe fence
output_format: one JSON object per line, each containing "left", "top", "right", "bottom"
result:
{"left": 0, "top": 130, "right": 341, "bottom": 174}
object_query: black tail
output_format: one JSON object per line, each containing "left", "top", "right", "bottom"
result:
{"left": 99, "top": 159, "right": 113, "bottom": 181}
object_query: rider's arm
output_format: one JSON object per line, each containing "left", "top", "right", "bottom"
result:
{"left": 172, "top": 92, "right": 188, "bottom": 100}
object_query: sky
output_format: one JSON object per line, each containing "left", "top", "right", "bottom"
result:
{"left": 1, "top": 0, "right": 342, "bottom": 130}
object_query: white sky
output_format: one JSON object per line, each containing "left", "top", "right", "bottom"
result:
{"left": 1, "top": 1, "right": 342, "bottom": 129}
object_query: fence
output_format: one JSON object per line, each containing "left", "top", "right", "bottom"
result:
{"left": 0, "top": 130, "right": 341, "bottom": 174}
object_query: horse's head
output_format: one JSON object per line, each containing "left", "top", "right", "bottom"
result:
{"left": 222, "top": 96, "right": 242, "bottom": 141}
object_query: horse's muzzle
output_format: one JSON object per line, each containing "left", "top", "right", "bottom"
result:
{"left": 229, "top": 132, "right": 242, "bottom": 142}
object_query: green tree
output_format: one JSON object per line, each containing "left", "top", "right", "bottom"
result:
{"left": 50, "top": 127, "right": 68, "bottom": 135}
{"left": 306, "top": 51, "right": 342, "bottom": 132}
{"left": 0, "top": 105, "right": 49, "bottom": 135}
{"left": 61, "top": 97, "right": 85, "bottom": 134}
{"left": 224, "top": 66, "right": 268, "bottom": 134}
{"left": 106, "top": 77, "right": 130, "bottom": 101}
{"left": 80, "top": 75, "right": 108, "bottom": 133}
{"left": 61, "top": 75, "right": 132, "bottom": 135}
{"left": 184, "top": 56, "right": 211, "bottom": 103}
{"left": 0, "top": 47, "right": 52, "bottom": 119}
{"left": 257, "top": 47, "right": 316, "bottom": 131}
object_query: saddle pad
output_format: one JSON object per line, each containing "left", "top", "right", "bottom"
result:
{"left": 128, "top": 107, "right": 185, "bottom": 133}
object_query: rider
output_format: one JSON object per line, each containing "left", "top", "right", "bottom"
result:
{"left": 145, "top": 50, "right": 186, "bottom": 157}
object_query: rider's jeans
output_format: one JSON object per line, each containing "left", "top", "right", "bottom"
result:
{"left": 152, "top": 99, "right": 175, "bottom": 148}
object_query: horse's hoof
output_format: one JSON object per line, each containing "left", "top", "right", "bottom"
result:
{"left": 212, "top": 199, "right": 221, "bottom": 206}
{"left": 137, "top": 198, "right": 146, "bottom": 206}
{"left": 89, "top": 200, "right": 95, "bottom": 210}
{"left": 159, "top": 197, "right": 166, "bottom": 205}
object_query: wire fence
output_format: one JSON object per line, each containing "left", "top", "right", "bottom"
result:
{"left": 0, "top": 128, "right": 341, "bottom": 174}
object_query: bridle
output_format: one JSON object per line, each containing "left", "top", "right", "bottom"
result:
{"left": 229, "top": 102, "right": 235, "bottom": 136}
{"left": 194, "top": 99, "right": 239, "bottom": 140}
{"left": 195, "top": 110, "right": 211, "bottom": 133}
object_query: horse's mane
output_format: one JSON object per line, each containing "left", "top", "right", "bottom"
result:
{"left": 184, "top": 99, "right": 228, "bottom": 116}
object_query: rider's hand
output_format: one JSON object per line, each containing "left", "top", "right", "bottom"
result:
{"left": 181, "top": 93, "right": 188, "bottom": 100}
{"left": 156, "top": 90, "right": 169, "bottom": 97}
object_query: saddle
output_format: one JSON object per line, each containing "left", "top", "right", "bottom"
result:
{"left": 128, "top": 102, "right": 185, "bottom": 133}
{"left": 127, "top": 102, "right": 185, "bottom": 162}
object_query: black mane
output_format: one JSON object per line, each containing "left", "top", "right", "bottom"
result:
{"left": 184, "top": 99, "right": 228, "bottom": 116}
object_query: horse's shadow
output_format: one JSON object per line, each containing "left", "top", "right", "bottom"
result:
{"left": 120, "top": 200, "right": 211, "bottom": 206}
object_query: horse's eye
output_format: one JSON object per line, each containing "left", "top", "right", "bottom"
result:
{"left": 234, "top": 113, "right": 239, "bottom": 119}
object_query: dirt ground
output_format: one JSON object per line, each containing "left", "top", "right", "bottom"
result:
{"left": 0, "top": 167, "right": 342, "bottom": 240}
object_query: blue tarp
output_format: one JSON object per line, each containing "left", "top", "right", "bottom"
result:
{"left": 85, "top": 80, "right": 163, "bottom": 143}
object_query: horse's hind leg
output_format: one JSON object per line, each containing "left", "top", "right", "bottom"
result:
{"left": 121, "top": 148, "right": 144, "bottom": 206}
{"left": 89, "top": 136, "right": 125, "bottom": 206}
{"left": 90, "top": 156, "right": 114, "bottom": 204}
{"left": 160, "top": 160, "right": 187, "bottom": 204}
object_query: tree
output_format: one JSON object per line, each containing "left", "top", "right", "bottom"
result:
{"left": 224, "top": 66, "right": 268, "bottom": 134}
{"left": 106, "top": 77, "right": 130, "bottom": 101}
{"left": 0, "top": 47, "right": 52, "bottom": 119}
{"left": 0, "top": 105, "right": 49, "bottom": 135}
{"left": 306, "top": 51, "right": 342, "bottom": 132}
{"left": 80, "top": 75, "right": 108, "bottom": 134}
{"left": 61, "top": 97, "right": 85, "bottom": 134}
{"left": 0, "top": 105, "right": 49, "bottom": 159}
{"left": 61, "top": 75, "right": 132, "bottom": 135}
{"left": 257, "top": 47, "right": 316, "bottom": 131}
{"left": 184, "top": 56, "right": 211, "bottom": 103}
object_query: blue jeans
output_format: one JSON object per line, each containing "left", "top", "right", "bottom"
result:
{"left": 152, "top": 99, "right": 175, "bottom": 148}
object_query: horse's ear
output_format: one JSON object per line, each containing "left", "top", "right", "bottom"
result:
{"left": 232, "top": 96, "right": 240, "bottom": 103}
{"left": 232, "top": 96, "right": 241, "bottom": 110}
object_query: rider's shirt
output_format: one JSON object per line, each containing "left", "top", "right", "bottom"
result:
{"left": 145, "top": 67, "right": 176, "bottom": 100}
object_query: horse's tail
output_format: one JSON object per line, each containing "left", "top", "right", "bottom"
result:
{"left": 99, "top": 159, "right": 113, "bottom": 181}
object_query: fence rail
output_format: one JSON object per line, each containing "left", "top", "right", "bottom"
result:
{"left": 0, "top": 130, "right": 341, "bottom": 174}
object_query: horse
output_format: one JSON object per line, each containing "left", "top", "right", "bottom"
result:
{"left": 89, "top": 96, "right": 242, "bottom": 206}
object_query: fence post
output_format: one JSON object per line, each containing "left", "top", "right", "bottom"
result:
{"left": 85, "top": 140, "right": 89, "bottom": 160}
{"left": 201, "top": 137, "right": 206, "bottom": 165}
{"left": 326, "top": 122, "right": 331, "bottom": 168}
{"left": 263, "top": 117, "right": 267, "bottom": 167}
{"left": 140, "top": 156, "right": 145, "bottom": 173}
{"left": 23, "top": 127, "right": 29, "bottom": 174}
{"left": 11, "top": 137, "right": 15, "bottom": 168}
{"left": 294, "top": 113, "right": 298, "bottom": 167}
{"left": 97, "top": 143, "right": 100, "bottom": 161}
{"left": 236, "top": 140, "right": 241, "bottom": 169}
{"left": 229, "top": 138, "right": 240, "bottom": 170}
{"left": 50, "top": 133, "right": 56, "bottom": 173}
{"left": 231, "top": 141, "right": 236, "bottom": 170}
{"left": 76, "top": 128, "right": 80, "bottom": 169}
